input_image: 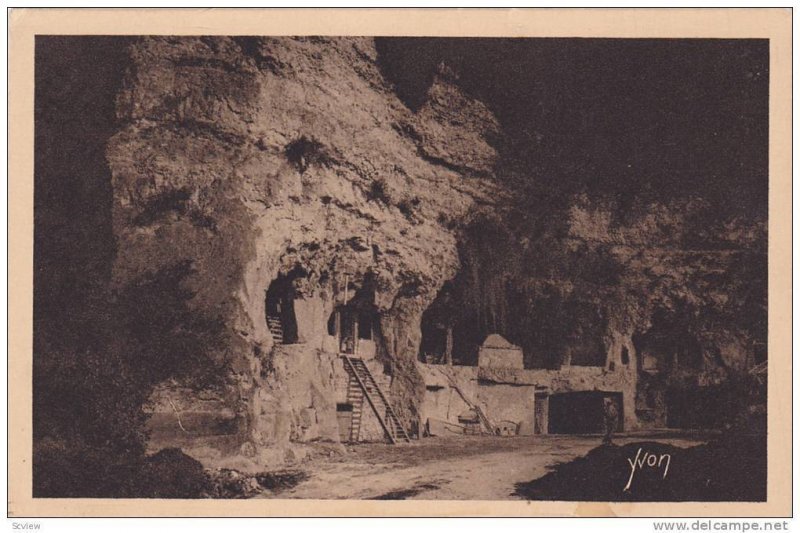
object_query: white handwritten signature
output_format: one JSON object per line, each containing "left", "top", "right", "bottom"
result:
{"left": 624, "top": 447, "right": 671, "bottom": 492}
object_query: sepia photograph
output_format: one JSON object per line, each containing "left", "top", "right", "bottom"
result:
{"left": 8, "top": 7, "right": 792, "bottom": 520}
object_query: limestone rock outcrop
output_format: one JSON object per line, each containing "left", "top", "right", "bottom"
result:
{"left": 106, "top": 36, "right": 504, "bottom": 463}
{"left": 103, "top": 36, "right": 766, "bottom": 463}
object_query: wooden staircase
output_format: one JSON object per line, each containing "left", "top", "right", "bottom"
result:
{"left": 267, "top": 315, "right": 283, "bottom": 344}
{"left": 342, "top": 356, "right": 411, "bottom": 444}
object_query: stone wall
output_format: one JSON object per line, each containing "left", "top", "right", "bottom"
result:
{"left": 419, "top": 355, "right": 639, "bottom": 434}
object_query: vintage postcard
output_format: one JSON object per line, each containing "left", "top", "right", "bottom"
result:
{"left": 7, "top": 8, "right": 792, "bottom": 517}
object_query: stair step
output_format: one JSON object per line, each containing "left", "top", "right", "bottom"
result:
{"left": 342, "top": 356, "right": 411, "bottom": 445}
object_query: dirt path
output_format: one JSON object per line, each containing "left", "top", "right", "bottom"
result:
{"left": 262, "top": 433, "right": 710, "bottom": 500}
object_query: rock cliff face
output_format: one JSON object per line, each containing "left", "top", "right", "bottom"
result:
{"left": 102, "top": 36, "right": 766, "bottom": 464}
{"left": 106, "top": 36, "right": 505, "bottom": 463}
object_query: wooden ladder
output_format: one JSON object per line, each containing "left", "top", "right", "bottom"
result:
{"left": 266, "top": 315, "right": 283, "bottom": 345}
{"left": 342, "top": 356, "right": 411, "bottom": 444}
{"left": 434, "top": 367, "right": 495, "bottom": 434}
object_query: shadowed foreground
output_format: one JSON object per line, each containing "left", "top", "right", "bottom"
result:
{"left": 260, "top": 433, "right": 713, "bottom": 500}
{"left": 513, "top": 434, "right": 766, "bottom": 502}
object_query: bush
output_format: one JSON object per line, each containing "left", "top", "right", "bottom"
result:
{"left": 366, "top": 178, "right": 391, "bottom": 204}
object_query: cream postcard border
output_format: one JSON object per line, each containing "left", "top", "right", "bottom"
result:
{"left": 8, "top": 7, "right": 792, "bottom": 517}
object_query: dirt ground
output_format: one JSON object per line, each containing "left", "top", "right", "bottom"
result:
{"left": 260, "top": 431, "right": 712, "bottom": 500}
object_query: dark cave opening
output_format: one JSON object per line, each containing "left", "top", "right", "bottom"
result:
{"left": 417, "top": 284, "right": 454, "bottom": 364}
{"left": 417, "top": 282, "right": 484, "bottom": 366}
{"left": 548, "top": 391, "right": 623, "bottom": 434}
{"left": 633, "top": 307, "right": 714, "bottom": 429}
{"left": 265, "top": 272, "right": 301, "bottom": 345}
{"left": 633, "top": 307, "right": 704, "bottom": 373}
{"left": 419, "top": 321, "right": 449, "bottom": 364}
{"left": 566, "top": 336, "right": 607, "bottom": 367}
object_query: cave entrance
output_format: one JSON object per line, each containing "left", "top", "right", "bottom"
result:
{"left": 417, "top": 283, "right": 459, "bottom": 365}
{"left": 548, "top": 391, "right": 623, "bottom": 434}
{"left": 265, "top": 273, "right": 299, "bottom": 345}
{"left": 565, "top": 336, "right": 606, "bottom": 367}
{"left": 633, "top": 308, "right": 703, "bottom": 373}
{"left": 419, "top": 321, "right": 453, "bottom": 365}
{"left": 327, "top": 280, "right": 379, "bottom": 356}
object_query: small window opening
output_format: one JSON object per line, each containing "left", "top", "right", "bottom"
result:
{"left": 621, "top": 347, "right": 630, "bottom": 365}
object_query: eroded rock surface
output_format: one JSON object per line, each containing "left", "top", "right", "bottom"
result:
{"left": 107, "top": 36, "right": 505, "bottom": 464}
{"left": 101, "top": 36, "right": 766, "bottom": 467}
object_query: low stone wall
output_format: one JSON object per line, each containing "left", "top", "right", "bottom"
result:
{"left": 419, "top": 360, "right": 639, "bottom": 434}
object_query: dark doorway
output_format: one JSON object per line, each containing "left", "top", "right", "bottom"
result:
{"left": 265, "top": 273, "right": 299, "bottom": 344}
{"left": 419, "top": 321, "right": 448, "bottom": 363}
{"left": 548, "top": 391, "right": 623, "bottom": 434}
